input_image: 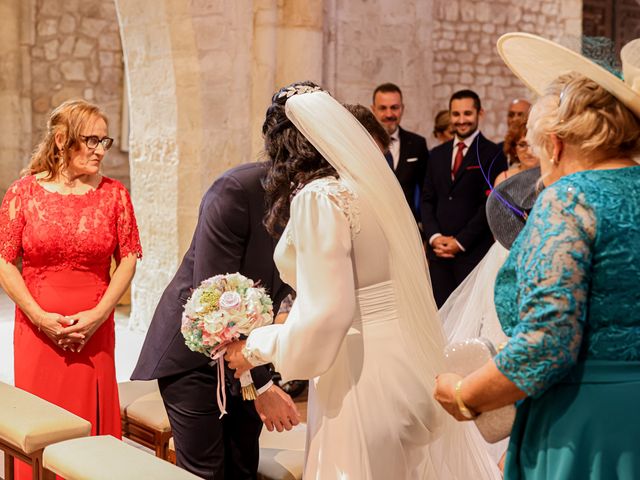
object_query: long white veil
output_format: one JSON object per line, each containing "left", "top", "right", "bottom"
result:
{"left": 285, "top": 91, "right": 500, "bottom": 479}
{"left": 440, "top": 242, "right": 510, "bottom": 346}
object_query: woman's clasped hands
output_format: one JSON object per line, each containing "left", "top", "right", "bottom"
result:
{"left": 37, "top": 308, "right": 107, "bottom": 353}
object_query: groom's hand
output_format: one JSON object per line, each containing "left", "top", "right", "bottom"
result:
{"left": 254, "top": 385, "right": 301, "bottom": 432}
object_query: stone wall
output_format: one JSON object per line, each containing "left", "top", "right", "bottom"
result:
{"left": 325, "top": 0, "right": 435, "bottom": 144}
{"left": 431, "top": 0, "right": 582, "bottom": 142}
{"left": 0, "top": 0, "right": 32, "bottom": 198}
{"left": 0, "top": 0, "right": 584, "bottom": 329}
{"left": 31, "top": 0, "right": 129, "bottom": 186}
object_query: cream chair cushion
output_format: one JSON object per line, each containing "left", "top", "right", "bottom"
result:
{"left": 118, "top": 380, "right": 159, "bottom": 416}
{"left": 43, "top": 435, "right": 200, "bottom": 479}
{"left": 0, "top": 381, "right": 91, "bottom": 454}
{"left": 125, "top": 390, "right": 170, "bottom": 432}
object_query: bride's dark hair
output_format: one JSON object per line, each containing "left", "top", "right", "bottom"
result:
{"left": 262, "top": 81, "right": 338, "bottom": 237}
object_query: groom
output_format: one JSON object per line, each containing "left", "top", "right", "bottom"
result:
{"left": 422, "top": 89, "right": 506, "bottom": 307}
{"left": 131, "top": 161, "right": 296, "bottom": 480}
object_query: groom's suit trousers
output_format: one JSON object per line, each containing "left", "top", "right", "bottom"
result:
{"left": 159, "top": 364, "right": 262, "bottom": 480}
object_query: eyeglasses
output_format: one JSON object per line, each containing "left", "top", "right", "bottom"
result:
{"left": 80, "top": 135, "right": 114, "bottom": 150}
{"left": 515, "top": 141, "right": 530, "bottom": 149}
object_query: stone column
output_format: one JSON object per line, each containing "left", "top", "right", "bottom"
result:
{"left": 115, "top": 0, "right": 256, "bottom": 330}
{"left": 276, "top": 0, "right": 324, "bottom": 86}
{"left": 115, "top": 0, "right": 203, "bottom": 330}
{"left": 250, "top": 0, "right": 278, "bottom": 161}
{"left": 325, "top": 0, "right": 435, "bottom": 139}
{"left": 249, "top": 0, "right": 325, "bottom": 160}
{"left": 0, "top": 0, "right": 32, "bottom": 197}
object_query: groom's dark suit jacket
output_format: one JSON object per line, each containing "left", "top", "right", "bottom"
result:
{"left": 421, "top": 133, "right": 506, "bottom": 306}
{"left": 132, "top": 162, "right": 291, "bottom": 388}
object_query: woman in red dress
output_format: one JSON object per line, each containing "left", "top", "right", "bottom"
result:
{"left": 0, "top": 99, "right": 142, "bottom": 478}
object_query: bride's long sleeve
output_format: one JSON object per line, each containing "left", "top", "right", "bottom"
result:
{"left": 244, "top": 187, "right": 357, "bottom": 381}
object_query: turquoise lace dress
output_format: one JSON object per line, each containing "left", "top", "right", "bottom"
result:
{"left": 494, "top": 166, "right": 640, "bottom": 480}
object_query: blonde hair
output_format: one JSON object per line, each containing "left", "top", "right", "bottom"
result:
{"left": 433, "top": 109, "right": 451, "bottom": 136}
{"left": 527, "top": 73, "right": 640, "bottom": 163}
{"left": 23, "top": 99, "right": 108, "bottom": 179}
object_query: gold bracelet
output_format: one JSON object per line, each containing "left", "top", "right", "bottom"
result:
{"left": 455, "top": 379, "right": 477, "bottom": 419}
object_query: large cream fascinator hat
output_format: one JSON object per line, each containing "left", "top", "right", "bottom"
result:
{"left": 497, "top": 32, "right": 640, "bottom": 118}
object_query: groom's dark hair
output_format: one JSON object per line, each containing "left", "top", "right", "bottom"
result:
{"left": 344, "top": 104, "right": 390, "bottom": 151}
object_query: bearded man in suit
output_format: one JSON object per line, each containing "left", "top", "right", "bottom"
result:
{"left": 421, "top": 89, "right": 507, "bottom": 307}
{"left": 371, "top": 82, "right": 430, "bottom": 221}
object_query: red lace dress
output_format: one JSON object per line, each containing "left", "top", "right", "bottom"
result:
{"left": 0, "top": 175, "right": 142, "bottom": 478}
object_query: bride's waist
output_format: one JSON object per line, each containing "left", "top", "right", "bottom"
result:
{"left": 354, "top": 280, "right": 398, "bottom": 326}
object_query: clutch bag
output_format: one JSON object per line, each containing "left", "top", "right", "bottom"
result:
{"left": 444, "top": 337, "right": 515, "bottom": 443}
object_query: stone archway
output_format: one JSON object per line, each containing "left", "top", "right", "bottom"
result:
{"left": 114, "top": 0, "right": 326, "bottom": 329}
{"left": 115, "top": 0, "right": 205, "bottom": 330}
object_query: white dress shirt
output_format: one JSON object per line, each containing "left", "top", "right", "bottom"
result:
{"left": 389, "top": 129, "right": 400, "bottom": 170}
{"left": 450, "top": 129, "right": 480, "bottom": 169}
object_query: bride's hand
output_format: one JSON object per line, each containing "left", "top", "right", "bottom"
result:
{"left": 225, "top": 340, "right": 253, "bottom": 378}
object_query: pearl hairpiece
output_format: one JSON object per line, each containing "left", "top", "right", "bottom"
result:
{"left": 278, "top": 85, "right": 323, "bottom": 99}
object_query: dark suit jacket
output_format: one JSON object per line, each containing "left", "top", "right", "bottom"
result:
{"left": 421, "top": 132, "right": 507, "bottom": 265}
{"left": 394, "top": 127, "right": 430, "bottom": 220}
{"left": 132, "top": 162, "right": 291, "bottom": 390}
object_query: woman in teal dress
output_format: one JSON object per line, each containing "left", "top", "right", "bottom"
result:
{"left": 434, "top": 33, "right": 640, "bottom": 479}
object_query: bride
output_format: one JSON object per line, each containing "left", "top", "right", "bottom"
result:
{"left": 226, "top": 82, "right": 500, "bottom": 479}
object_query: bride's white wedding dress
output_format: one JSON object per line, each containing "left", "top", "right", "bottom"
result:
{"left": 243, "top": 91, "right": 500, "bottom": 479}
{"left": 247, "top": 177, "right": 439, "bottom": 478}
{"left": 245, "top": 176, "right": 500, "bottom": 479}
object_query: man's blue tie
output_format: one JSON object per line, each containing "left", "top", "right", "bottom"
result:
{"left": 384, "top": 150, "right": 393, "bottom": 169}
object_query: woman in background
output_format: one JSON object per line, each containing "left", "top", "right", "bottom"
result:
{"left": 0, "top": 99, "right": 141, "bottom": 478}
{"left": 496, "top": 120, "right": 539, "bottom": 185}
{"left": 432, "top": 109, "right": 454, "bottom": 144}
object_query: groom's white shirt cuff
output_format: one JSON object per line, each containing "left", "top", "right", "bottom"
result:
{"left": 256, "top": 380, "right": 273, "bottom": 396}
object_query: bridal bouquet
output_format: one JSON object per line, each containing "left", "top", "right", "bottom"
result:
{"left": 181, "top": 273, "right": 273, "bottom": 414}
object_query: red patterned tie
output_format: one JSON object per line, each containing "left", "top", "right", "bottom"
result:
{"left": 451, "top": 141, "right": 465, "bottom": 180}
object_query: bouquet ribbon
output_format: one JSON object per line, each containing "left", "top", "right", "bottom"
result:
{"left": 211, "top": 347, "right": 228, "bottom": 419}
{"left": 211, "top": 344, "right": 258, "bottom": 419}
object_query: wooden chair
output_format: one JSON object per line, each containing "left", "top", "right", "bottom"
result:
{"left": 0, "top": 381, "right": 91, "bottom": 480}
{"left": 43, "top": 435, "right": 199, "bottom": 479}
{"left": 118, "top": 380, "right": 172, "bottom": 460}
{"left": 167, "top": 437, "right": 176, "bottom": 465}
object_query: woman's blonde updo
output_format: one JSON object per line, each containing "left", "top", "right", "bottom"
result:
{"left": 23, "top": 99, "right": 108, "bottom": 179}
{"left": 527, "top": 72, "right": 640, "bottom": 163}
